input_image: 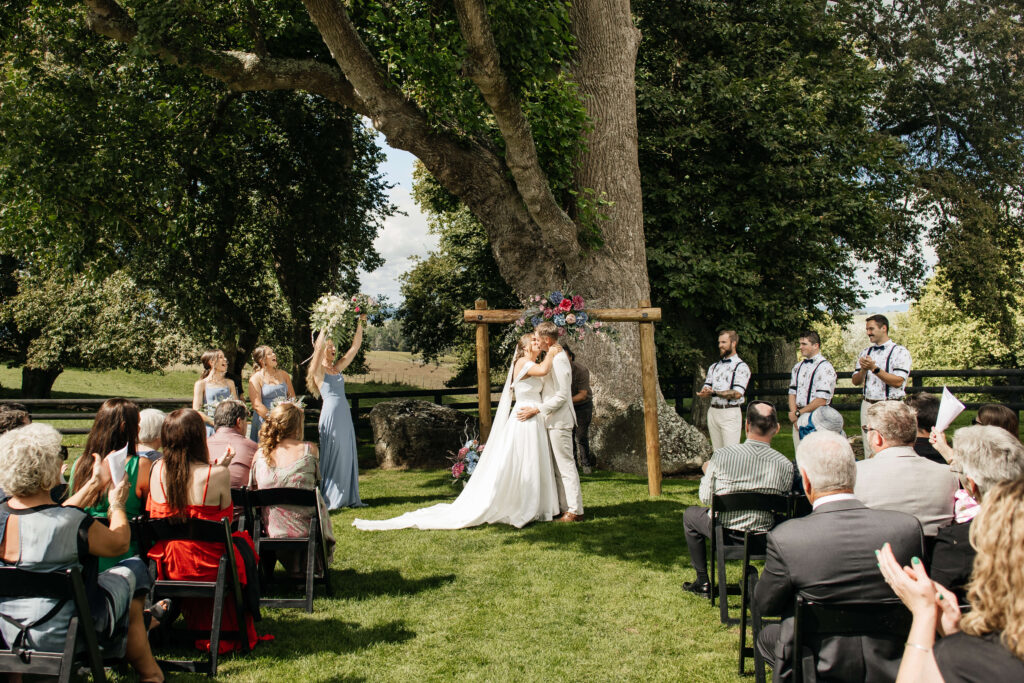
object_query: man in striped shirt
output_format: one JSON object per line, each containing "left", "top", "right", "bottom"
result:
{"left": 682, "top": 402, "right": 795, "bottom": 596}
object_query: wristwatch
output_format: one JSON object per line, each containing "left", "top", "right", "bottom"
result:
{"left": 795, "top": 408, "right": 801, "bottom": 417}
{"left": 872, "top": 367, "right": 881, "bottom": 374}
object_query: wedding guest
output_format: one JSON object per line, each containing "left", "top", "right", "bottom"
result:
{"left": 930, "top": 425, "right": 1024, "bottom": 603}
{"left": 207, "top": 399, "right": 258, "bottom": 489}
{"left": 696, "top": 330, "right": 751, "bottom": 450}
{"left": 0, "top": 423, "right": 164, "bottom": 682}
{"left": 250, "top": 402, "right": 334, "bottom": 577}
{"left": 68, "top": 398, "right": 151, "bottom": 570}
{"left": 138, "top": 408, "right": 166, "bottom": 461}
{"left": 307, "top": 318, "right": 366, "bottom": 510}
{"left": 877, "top": 477, "right": 1024, "bottom": 681}
{"left": 851, "top": 314, "right": 912, "bottom": 455}
{"left": 905, "top": 393, "right": 946, "bottom": 464}
{"left": 192, "top": 349, "right": 238, "bottom": 437}
{"left": 565, "top": 346, "right": 594, "bottom": 474}
{"left": 247, "top": 345, "right": 295, "bottom": 443}
{"left": 787, "top": 330, "right": 837, "bottom": 451}
{"left": 146, "top": 409, "right": 263, "bottom": 652}
{"left": 0, "top": 403, "right": 30, "bottom": 436}
{"left": 930, "top": 402, "right": 1021, "bottom": 466}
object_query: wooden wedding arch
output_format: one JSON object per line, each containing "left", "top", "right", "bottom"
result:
{"left": 463, "top": 299, "right": 665, "bottom": 496}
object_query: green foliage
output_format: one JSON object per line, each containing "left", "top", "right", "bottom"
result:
{"left": 365, "top": 320, "right": 411, "bottom": 353}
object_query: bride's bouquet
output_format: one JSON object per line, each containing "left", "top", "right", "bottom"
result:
{"left": 310, "top": 292, "right": 383, "bottom": 348}
{"left": 512, "top": 289, "right": 611, "bottom": 343}
{"left": 451, "top": 438, "right": 484, "bottom": 486}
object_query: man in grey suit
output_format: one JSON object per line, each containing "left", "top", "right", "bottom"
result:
{"left": 754, "top": 430, "right": 924, "bottom": 682}
{"left": 855, "top": 401, "right": 957, "bottom": 536}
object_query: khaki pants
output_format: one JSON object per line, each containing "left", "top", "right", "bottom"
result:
{"left": 549, "top": 427, "right": 583, "bottom": 515}
{"left": 792, "top": 411, "right": 811, "bottom": 453}
{"left": 707, "top": 407, "right": 742, "bottom": 451}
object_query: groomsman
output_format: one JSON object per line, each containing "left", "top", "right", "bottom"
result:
{"left": 787, "top": 331, "right": 837, "bottom": 451}
{"left": 697, "top": 330, "right": 751, "bottom": 450}
{"left": 851, "top": 314, "right": 912, "bottom": 454}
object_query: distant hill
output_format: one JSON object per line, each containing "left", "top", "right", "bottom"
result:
{"left": 854, "top": 303, "right": 911, "bottom": 315}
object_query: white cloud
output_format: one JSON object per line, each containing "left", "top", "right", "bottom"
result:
{"left": 357, "top": 186, "right": 436, "bottom": 303}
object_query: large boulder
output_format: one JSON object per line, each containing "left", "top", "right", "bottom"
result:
{"left": 369, "top": 400, "right": 476, "bottom": 469}
{"left": 591, "top": 398, "right": 711, "bottom": 475}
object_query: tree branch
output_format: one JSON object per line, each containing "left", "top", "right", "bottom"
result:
{"left": 453, "top": 0, "right": 581, "bottom": 258}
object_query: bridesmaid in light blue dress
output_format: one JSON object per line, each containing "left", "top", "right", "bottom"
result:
{"left": 248, "top": 346, "right": 295, "bottom": 442}
{"left": 307, "top": 317, "right": 366, "bottom": 509}
{"left": 192, "top": 349, "right": 238, "bottom": 437}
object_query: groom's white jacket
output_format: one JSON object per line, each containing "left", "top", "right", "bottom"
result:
{"left": 539, "top": 351, "right": 577, "bottom": 430}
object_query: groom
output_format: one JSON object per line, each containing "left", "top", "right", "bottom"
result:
{"left": 517, "top": 321, "right": 584, "bottom": 522}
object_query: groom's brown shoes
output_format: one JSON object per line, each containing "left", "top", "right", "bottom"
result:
{"left": 557, "top": 512, "right": 584, "bottom": 523}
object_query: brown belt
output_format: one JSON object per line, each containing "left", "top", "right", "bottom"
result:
{"left": 709, "top": 405, "right": 741, "bottom": 410}
{"left": 863, "top": 398, "right": 887, "bottom": 404}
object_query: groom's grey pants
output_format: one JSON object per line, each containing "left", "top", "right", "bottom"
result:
{"left": 549, "top": 427, "right": 583, "bottom": 515}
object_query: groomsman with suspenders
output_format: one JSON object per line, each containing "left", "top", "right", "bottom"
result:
{"left": 697, "top": 330, "right": 752, "bottom": 450}
{"left": 787, "top": 331, "right": 838, "bottom": 451}
{"left": 852, "top": 314, "right": 912, "bottom": 455}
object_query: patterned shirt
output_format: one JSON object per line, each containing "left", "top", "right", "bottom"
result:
{"left": 702, "top": 354, "right": 751, "bottom": 408}
{"left": 788, "top": 353, "right": 837, "bottom": 408}
{"left": 855, "top": 340, "right": 912, "bottom": 400}
{"left": 698, "top": 440, "right": 794, "bottom": 531}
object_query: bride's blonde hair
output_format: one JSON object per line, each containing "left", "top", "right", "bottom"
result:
{"left": 513, "top": 333, "right": 535, "bottom": 364}
{"left": 305, "top": 332, "right": 331, "bottom": 399}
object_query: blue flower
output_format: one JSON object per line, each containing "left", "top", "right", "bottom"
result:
{"left": 553, "top": 314, "right": 566, "bottom": 327}
{"left": 464, "top": 440, "right": 474, "bottom": 449}
{"left": 576, "top": 312, "right": 588, "bottom": 324}
{"left": 466, "top": 461, "right": 477, "bottom": 475}
{"left": 531, "top": 316, "right": 542, "bottom": 327}
{"left": 550, "top": 291, "right": 564, "bottom": 304}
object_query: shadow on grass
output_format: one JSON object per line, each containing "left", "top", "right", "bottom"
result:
{"left": 259, "top": 616, "right": 414, "bottom": 656}
{"left": 329, "top": 568, "right": 456, "bottom": 600}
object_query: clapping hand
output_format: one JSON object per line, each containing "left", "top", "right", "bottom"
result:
{"left": 88, "top": 453, "right": 111, "bottom": 489}
{"left": 929, "top": 427, "right": 954, "bottom": 462}
{"left": 876, "top": 542, "right": 961, "bottom": 635}
{"left": 109, "top": 476, "right": 131, "bottom": 510}
{"left": 216, "top": 446, "right": 235, "bottom": 468}
{"left": 859, "top": 355, "right": 877, "bottom": 372}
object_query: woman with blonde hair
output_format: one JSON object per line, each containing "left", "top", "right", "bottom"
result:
{"left": 877, "top": 477, "right": 1024, "bottom": 681}
{"left": 306, "top": 316, "right": 365, "bottom": 509}
{"left": 192, "top": 349, "right": 238, "bottom": 436}
{"left": 250, "top": 402, "right": 334, "bottom": 577}
{"left": 247, "top": 346, "right": 295, "bottom": 442}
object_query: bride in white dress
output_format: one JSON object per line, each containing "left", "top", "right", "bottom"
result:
{"left": 353, "top": 333, "right": 562, "bottom": 530}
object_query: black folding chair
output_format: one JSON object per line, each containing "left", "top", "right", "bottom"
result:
{"left": 0, "top": 566, "right": 107, "bottom": 682}
{"left": 791, "top": 596, "right": 911, "bottom": 683}
{"left": 136, "top": 517, "right": 250, "bottom": 676}
{"left": 248, "top": 488, "right": 332, "bottom": 613}
{"left": 708, "top": 492, "right": 790, "bottom": 626}
{"left": 230, "top": 488, "right": 251, "bottom": 532}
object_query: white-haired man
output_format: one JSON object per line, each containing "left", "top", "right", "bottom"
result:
{"left": 754, "top": 430, "right": 924, "bottom": 682}
{"left": 855, "top": 401, "right": 958, "bottom": 536}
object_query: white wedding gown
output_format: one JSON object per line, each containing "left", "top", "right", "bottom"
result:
{"left": 352, "top": 361, "right": 561, "bottom": 530}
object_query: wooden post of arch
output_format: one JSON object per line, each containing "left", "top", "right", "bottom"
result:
{"left": 464, "top": 299, "right": 664, "bottom": 496}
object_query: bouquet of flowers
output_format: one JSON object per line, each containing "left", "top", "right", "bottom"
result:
{"left": 450, "top": 438, "right": 484, "bottom": 486}
{"left": 512, "top": 289, "right": 611, "bottom": 343}
{"left": 202, "top": 398, "right": 224, "bottom": 419}
{"left": 270, "top": 395, "right": 307, "bottom": 411}
{"left": 310, "top": 292, "right": 383, "bottom": 348}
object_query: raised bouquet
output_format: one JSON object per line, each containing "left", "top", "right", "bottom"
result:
{"left": 451, "top": 438, "right": 484, "bottom": 486}
{"left": 512, "top": 289, "right": 609, "bottom": 343}
{"left": 310, "top": 293, "right": 383, "bottom": 348}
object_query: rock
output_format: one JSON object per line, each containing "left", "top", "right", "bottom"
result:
{"left": 591, "top": 398, "right": 711, "bottom": 476}
{"left": 369, "top": 400, "right": 476, "bottom": 470}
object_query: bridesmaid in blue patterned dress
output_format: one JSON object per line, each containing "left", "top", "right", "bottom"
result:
{"left": 248, "top": 346, "right": 295, "bottom": 442}
{"left": 192, "top": 349, "right": 238, "bottom": 436}
{"left": 307, "top": 316, "right": 366, "bottom": 509}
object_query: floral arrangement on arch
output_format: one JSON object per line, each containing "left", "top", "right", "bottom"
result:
{"left": 310, "top": 292, "right": 384, "bottom": 348}
{"left": 513, "top": 289, "right": 610, "bottom": 343}
{"left": 451, "top": 438, "right": 484, "bottom": 486}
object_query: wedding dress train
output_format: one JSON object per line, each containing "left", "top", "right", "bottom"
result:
{"left": 352, "top": 361, "right": 560, "bottom": 530}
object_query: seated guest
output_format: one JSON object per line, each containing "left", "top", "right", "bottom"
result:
{"left": 68, "top": 398, "right": 151, "bottom": 570}
{"left": 146, "top": 408, "right": 263, "bottom": 652}
{"left": 877, "top": 477, "right": 1024, "bottom": 681}
{"left": 0, "top": 424, "right": 164, "bottom": 681}
{"left": 682, "top": 401, "right": 794, "bottom": 596}
{"left": 855, "top": 401, "right": 957, "bottom": 536}
{"left": 755, "top": 431, "right": 924, "bottom": 682}
{"left": 930, "top": 425, "right": 1024, "bottom": 604}
{"left": 250, "top": 403, "right": 335, "bottom": 576}
{"left": 930, "top": 402, "right": 1021, "bottom": 462}
{"left": 207, "top": 399, "right": 257, "bottom": 489}
{"left": 138, "top": 408, "right": 166, "bottom": 461}
{"left": 0, "top": 403, "right": 30, "bottom": 436}
{"left": 906, "top": 392, "right": 946, "bottom": 464}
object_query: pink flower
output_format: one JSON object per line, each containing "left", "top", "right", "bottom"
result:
{"left": 452, "top": 462, "right": 466, "bottom": 478}
{"left": 355, "top": 306, "right": 361, "bottom": 313}
{"left": 516, "top": 317, "right": 526, "bottom": 327}
{"left": 565, "top": 313, "right": 576, "bottom": 325}
{"left": 558, "top": 298, "right": 573, "bottom": 312}
{"left": 478, "top": 445, "right": 484, "bottom": 452}
{"left": 543, "top": 308, "right": 554, "bottom": 319}
{"left": 458, "top": 447, "right": 469, "bottom": 458}
{"left": 558, "top": 327, "right": 566, "bottom": 336}
{"left": 572, "top": 295, "right": 584, "bottom": 311}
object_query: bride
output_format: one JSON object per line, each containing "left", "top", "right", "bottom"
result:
{"left": 352, "top": 333, "right": 562, "bottom": 530}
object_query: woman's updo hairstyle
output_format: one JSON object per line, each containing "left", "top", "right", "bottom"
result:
{"left": 200, "top": 349, "right": 220, "bottom": 379}
{"left": 513, "top": 333, "right": 535, "bottom": 364}
{"left": 252, "top": 346, "right": 273, "bottom": 372}
{"left": 258, "top": 402, "right": 304, "bottom": 467}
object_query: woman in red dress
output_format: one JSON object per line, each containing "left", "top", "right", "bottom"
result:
{"left": 146, "top": 408, "right": 264, "bottom": 652}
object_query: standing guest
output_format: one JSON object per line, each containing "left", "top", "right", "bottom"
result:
{"left": 565, "top": 346, "right": 594, "bottom": 474}
{"left": 906, "top": 392, "right": 946, "bottom": 464}
{"left": 207, "top": 399, "right": 258, "bottom": 489}
{"left": 682, "top": 402, "right": 793, "bottom": 596}
{"left": 851, "top": 314, "right": 912, "bottom": 455}
{"left": 146, "top": 409, "right": 263, "bottom": 652}
{"left": 68, "top": 398, "right": 151, "bottom": 571}
{"left": 854, "top": 401, "right": 958, "bottom": 536}
{"left": 137, "top": 408, "right": 166, "bottom": 461}
{"left": 306, "top": 316, "right": 367, "bottom": 509}
{"left": 696, "top": 330, "right": 751, "bottom": 450}
{"left": 754, "top": 431, "right": 924, "bottom": 682}
{"left": 929, "top": 425, "right": 1024, "bottom": 604}
{"left": 247, "top": 346, "right": 295, "bottom": 443}
{"left": 192, "top": 349, "right": 238, "bottom": 437}
{"left": 0, "top": 423, "right": 165, "bottom": 682}
{"left": 877, "top": 478, "right": 1024, "bottom": 682}
{"left": 787, "top": 330, "right": 838, "bottom": 451}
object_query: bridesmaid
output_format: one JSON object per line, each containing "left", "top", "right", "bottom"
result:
{"left": 306, "top": 316, "right": 366, "bottom": 509}
{"left": 248, "top": 346, "right": 295, "bottom": 442}
{"left": 192, "top": 349, "right": 237, "bottom": 437}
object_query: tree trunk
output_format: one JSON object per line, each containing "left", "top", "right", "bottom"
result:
{"left": 21, "top": 365, "right": 63, "bottom": 399}
{"left": 756, "top": 337, "right": 796, "bottom": 411}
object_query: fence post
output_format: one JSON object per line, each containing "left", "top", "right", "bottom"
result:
{"left": 434, "top": 391, "right": 443, "bottom": 405}
{"left": 350, "top": 396, "right": 360, "bottom": 432}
